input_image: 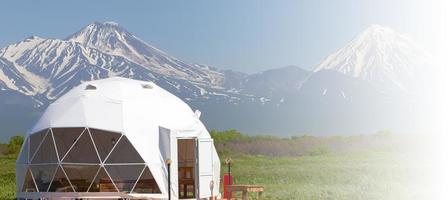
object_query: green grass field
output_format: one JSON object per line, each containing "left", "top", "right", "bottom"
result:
{"left": 0, "top": 155, "right": 17, "bottom": 199}
{"left": 221, "top": 151, "right": 424, "bottom": 200}
{"left": 0, "top": 131, "right": 431, "bottom": 199}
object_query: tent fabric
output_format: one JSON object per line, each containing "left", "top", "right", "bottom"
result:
{"left": 17, "top": 77, "right": 221, "bottom": 199}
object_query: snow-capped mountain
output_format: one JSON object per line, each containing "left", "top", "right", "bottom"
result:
{"left": 314, "top": 25, "right": 427, "bottom": 92}
{"left": 0, "top": 22, "right": 238, "bottom": 106}
{"left": 0, "top": 22, "right": 431, "bottom": 139}
{"left": 67, "top": 21, "right": 224, "bottom": 86}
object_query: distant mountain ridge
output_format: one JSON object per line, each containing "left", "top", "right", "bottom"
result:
{"left": 0, "top": 22, "right": 431, "bottom": 140}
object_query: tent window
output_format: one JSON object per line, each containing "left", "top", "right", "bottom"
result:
{"left": 19, "top": 127, "right": 164, "bottom": 195}
{"left": 63, "top": 131, "right": 100, "bottom": 163}
{"left": 105, "top": 165, "right": 145, "bottom": 192}
{"left": 29, "top": 129, "right": 49, "bottom": 161}
{"left": 88, "top": 167, "right": 117, "bottom": 192}
{"left": 63, "top": 164, "right": 99, "bottom": 192}
{"left": 31, "top": 131, "right": 58, "bottom": 164}
{"left": 30, "top": 164, "right": 58, "bottom": 192}
{"left": 141, "top": 84, "right": 153, "bottom": 89}
{"left": 52, "top": 128, "right": 85, "bottom": 160}
{"left": 105, "top": 136, "right": 144, "bottom": 163}
{"left": 21, "top": 168, "right": 37, "bottom": 192}
{"left": 89, "top": 128, "right": 121, "bottom": 162}
{"left": 85, "top": 84, "right": 97, "bottom": 90}
{"left": 48, "top": 166, "right": 73, "bottom": 192}
{"left": 132, "top": 166, "right": 161, "bottom": 193}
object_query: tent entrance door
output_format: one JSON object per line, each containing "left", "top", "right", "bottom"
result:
{"left": 177, "top": 138, "right": 197, "bottom": 199}
{"left": 197, "top": 138, "right": 214, "bottom": 199}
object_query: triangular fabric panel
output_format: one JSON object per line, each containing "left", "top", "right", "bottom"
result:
{"left": 132, "top": 166, "right": 161, "bottom": 193}
{"left": 30, "top": 164, "right": 58, "bottom": 192}
{"left": 63, "top": 131, "right": 100, "bottom": 163}
{"left": 31, "top": 131, "right": 58, "bottom": 164}
{"left": 105, "top": 136, "right": 144, "bottom": 163}
{"left": 52, "top": 128, "right": 84, "bottom": 160}
{"left": 63, "top": 164, "right": 99, "bottom": 192}
{"left": 29, "top": 129, "right": 48, "bottom": 161}
{"left": 88, "top": 167, "right": 117, "bottom": 192}
{"left": 16, "top": 164, "right": 27, "bottom": 192}
{"left": 21, "top": 168, "right": 37, "bottom": 192}
{"left": 105, "top": 165, "right": 145, "bottom": 192}
{"left": 48, "top": 166, "right": 74, "bottom": 192}
{"left": 89, "top": 128, "right": 121, "bottom": 162}
{"left": 17, "top": 138, "right": 29, "bottom": 164}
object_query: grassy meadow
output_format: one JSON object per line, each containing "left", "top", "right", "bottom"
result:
{"left": 0, "top": 130, "right": 432, "bottom": 199}
{"left": 219, "top": 151, "right": 419, "bottom": 199}
{"left": 213, "top": 130, "right": 432, "bottom": 200}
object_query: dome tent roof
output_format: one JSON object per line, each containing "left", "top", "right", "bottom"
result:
{"left": 31, "top": 77, "right": 203, "bottom": 135}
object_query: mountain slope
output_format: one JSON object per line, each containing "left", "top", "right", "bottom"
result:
{"left": 0, "top": 57, "right": 36, "bottom": 94}
{"left": 66, "top": 21, "right": 224, "bottom": 86}
{"left": 242, "top": 66, "right": 311, "bottom": 99}
{"left": 314, "top": 25, "right": 427, "bottom": 92}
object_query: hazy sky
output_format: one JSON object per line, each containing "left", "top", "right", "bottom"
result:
{"left": 0, "top": 0, "right": 446, "bottom": 73}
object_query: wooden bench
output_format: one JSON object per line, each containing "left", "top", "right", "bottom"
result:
{"left": 226, "top": 185, "right": 264, "bottom": 200}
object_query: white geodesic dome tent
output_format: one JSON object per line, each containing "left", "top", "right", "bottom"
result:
{"left": 16, "top": 77, "right": 221, "bottom": 199}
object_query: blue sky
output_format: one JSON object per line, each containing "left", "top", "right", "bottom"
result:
{"left": 0, "top": 0, "right": 445, "bottom": 72}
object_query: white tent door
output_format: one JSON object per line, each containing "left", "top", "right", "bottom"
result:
{"left": 197, "top": 138, "right": 214, "bottom": 198}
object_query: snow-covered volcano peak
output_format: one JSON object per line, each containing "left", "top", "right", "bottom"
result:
{"left": 314, "top": 24, "right": 426, "bottom": 91}
{"left": 77, "top": 21, "right": 127, "bottom": 37}
{"left": 353, "top": 24, "right": 413, "bottom": 48}
{"left": 363, "top": 24, "right": 394, "bottom": 35}
{"left": 66, "top": 21, "right": 178, "bottom": 67}
{"left": 66, "top": 21, "right": 224, "bottom": 85}
{"left": 102, "top": 21, "right": 120, "bottom": 26}
{"left": 66, "top": 21, "right": 137, "bottom": 53}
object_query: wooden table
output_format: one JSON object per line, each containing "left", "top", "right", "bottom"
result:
{"left": 226, "top": 185, "right": 264, "bottom": 200}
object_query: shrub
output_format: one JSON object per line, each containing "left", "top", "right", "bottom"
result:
{"left": 6, "top": 135, "right": 24, "bottom": 155}
{"left": 210, "top": 129, "right": 247, "bottom": 144}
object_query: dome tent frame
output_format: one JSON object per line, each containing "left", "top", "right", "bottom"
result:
{"left": 16, "top": 77, "right": 221, "bottom": 199}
